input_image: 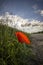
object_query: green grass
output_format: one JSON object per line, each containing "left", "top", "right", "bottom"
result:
{"left": 0, "top": 24, "right": 37, "bottom": 65}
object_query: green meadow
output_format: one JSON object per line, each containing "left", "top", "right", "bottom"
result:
{"left": 0, "top": 24, "right": 41, "bottom": 65}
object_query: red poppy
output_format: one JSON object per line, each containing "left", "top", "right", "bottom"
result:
{"left": 15, "top": 32, "right": 31, "bottom": 44}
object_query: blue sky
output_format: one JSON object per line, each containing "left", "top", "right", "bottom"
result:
{"left": 0, "top": 0, "right": 43, "bottom": 21}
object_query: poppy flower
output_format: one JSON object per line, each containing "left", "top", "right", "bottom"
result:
{"left": 15, "top": 32, "right": 31, "bottom": 44}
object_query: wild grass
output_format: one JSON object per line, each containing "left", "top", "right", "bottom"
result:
{"left": 0, "top": 24, "right": 37, "bottom": 65}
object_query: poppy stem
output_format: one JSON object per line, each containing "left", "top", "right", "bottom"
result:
{"left": 23, "top": 43, "right": 26, "bottom": 49}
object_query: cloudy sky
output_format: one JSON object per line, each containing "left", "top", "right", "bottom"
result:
{"left": 0, "top": 0, "right": 43, "bottom": 21}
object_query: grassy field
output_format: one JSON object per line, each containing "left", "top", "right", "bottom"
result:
{"left": 0, "top": 24, "right": 43, "bottom": 65}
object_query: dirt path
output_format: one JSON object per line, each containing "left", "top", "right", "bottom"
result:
{"left": 30, "top": 33, "right": 43, "bottom": 46}
{"left": 30, "top": 33, "right": 43, "bottom": 64}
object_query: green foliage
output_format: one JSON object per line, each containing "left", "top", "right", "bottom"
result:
{"left": 0, "top": 24, "right": 36, "bottom": 65}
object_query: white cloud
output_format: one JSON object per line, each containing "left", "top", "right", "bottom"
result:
{"left": 0, "top": 12, "right": 43, "bottom": 33}
{"left": 40, "top": 10, "right": 43, "bottom": 16}
{"left": 34, "top": 10, "right": 43, "bottom": 16}
{"left": 32, "top": 4, "right": 43, "bottom": 16}
{"left": 34, "top": 10, "right": 40, "bottom": 13}
{"left": 32, "top": 4, "right": 38, "bottom": 10}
